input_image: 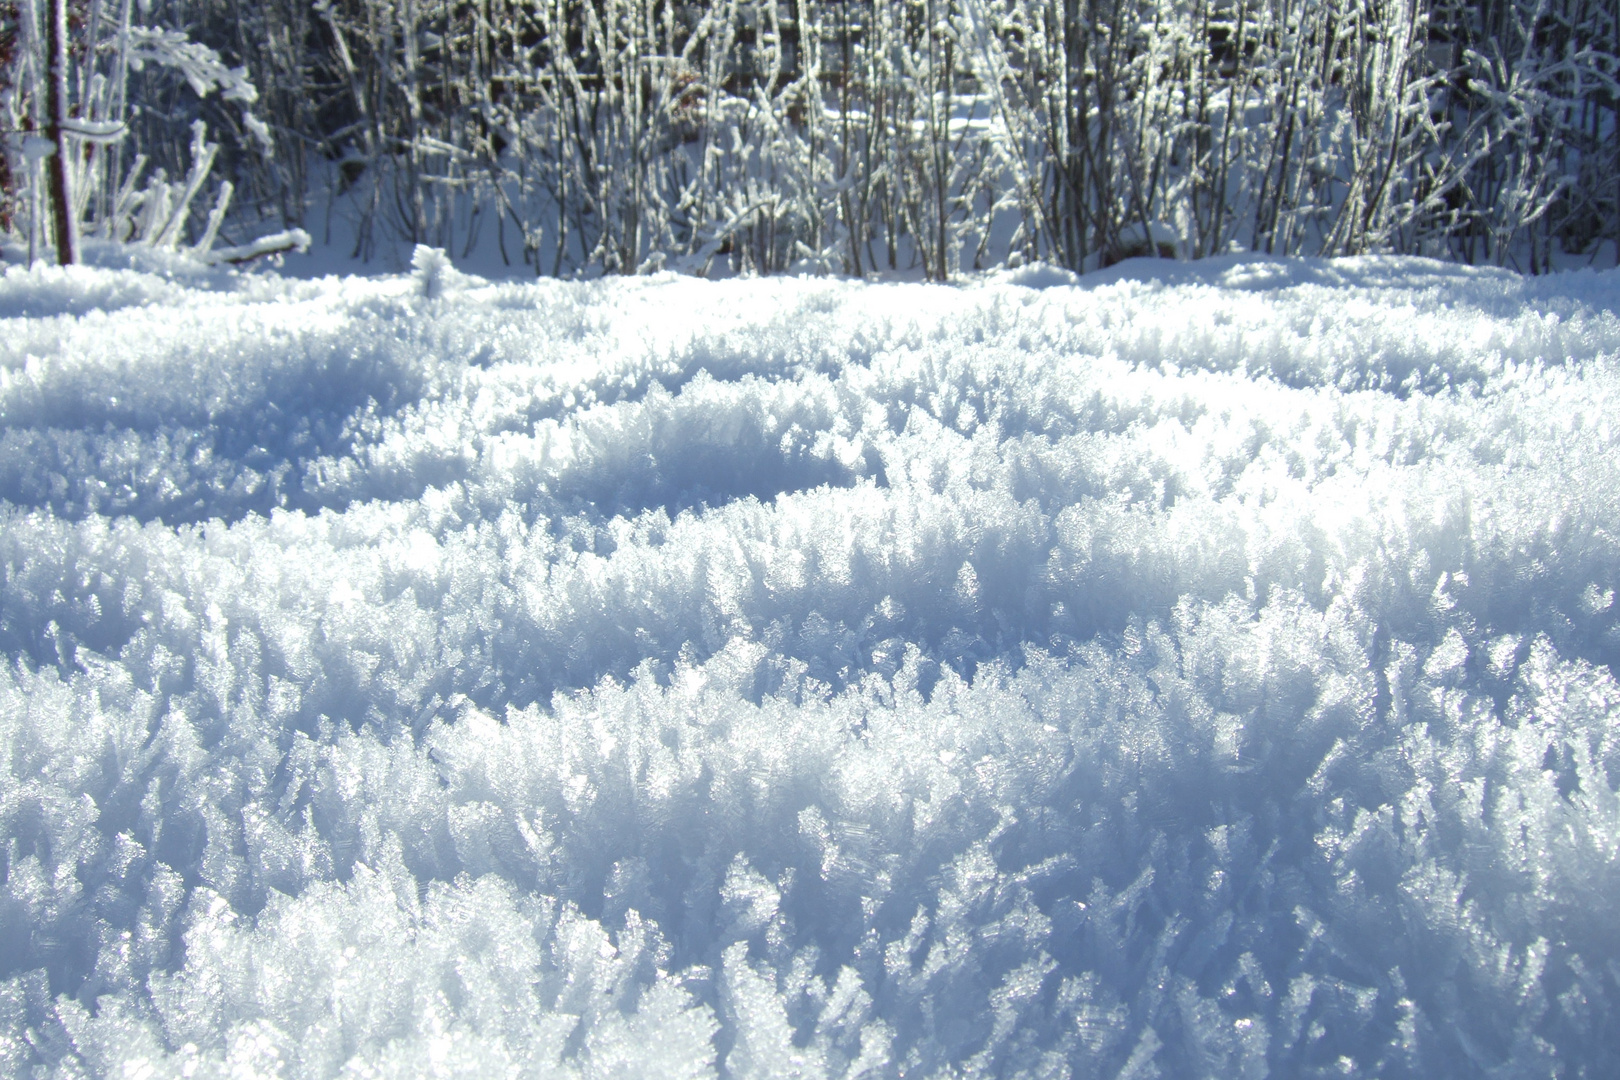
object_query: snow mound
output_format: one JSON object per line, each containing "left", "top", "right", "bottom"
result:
{"left": 3, "top": 257, "right": 1620, "bottom": 1078}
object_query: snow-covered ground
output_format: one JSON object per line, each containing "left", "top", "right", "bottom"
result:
{"left": 3, "top": 251, "right": 1620, "bottom": 1078}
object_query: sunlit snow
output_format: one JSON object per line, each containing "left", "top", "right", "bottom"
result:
{"left": 3, "top": 253, "right": 1620, "bottom": 1078}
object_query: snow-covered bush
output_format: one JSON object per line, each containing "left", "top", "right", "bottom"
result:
{"left": 6, "top": 0, "right": 1616, "bottom": 273}
{"left": 0, "top": 0, "right": 301, "bottom": 265}
{"left": 82, "top": 0, "right": 1614, "bottom": 276}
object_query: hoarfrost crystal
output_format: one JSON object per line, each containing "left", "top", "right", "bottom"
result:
{"left": 2, "top": 255, "right": 1619, "bottom": 1077}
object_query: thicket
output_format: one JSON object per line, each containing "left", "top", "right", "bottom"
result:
{"left": 3, "top": 0, "right": 1617, "bottom": 275}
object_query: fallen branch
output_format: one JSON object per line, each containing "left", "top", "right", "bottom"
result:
{"left": 202, "top": 228, "right": 311, "bottom": 265}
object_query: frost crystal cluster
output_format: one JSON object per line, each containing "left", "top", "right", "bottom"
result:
{"left": 2, "top": 255, "right": 1620, "bottom": 1077}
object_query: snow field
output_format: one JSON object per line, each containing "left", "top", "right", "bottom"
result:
{"left": 2, "top": 254, "right": 1620, "bottom": 1077}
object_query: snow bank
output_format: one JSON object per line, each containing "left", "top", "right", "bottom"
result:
{"left": 2, "top": 255, "right": 1620, "bottom": 1078}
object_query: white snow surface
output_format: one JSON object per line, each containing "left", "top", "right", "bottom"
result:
{"left": 3, "top": 252, "right": 1620, "bottom": 1078}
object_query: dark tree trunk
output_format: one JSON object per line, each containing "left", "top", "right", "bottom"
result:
{"left": 45, "top": 0, "right": 78, "bottom": 265}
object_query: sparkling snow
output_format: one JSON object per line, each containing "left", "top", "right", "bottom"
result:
{"left": 2, "top": 253, "right": 1619, "bottom": 1078}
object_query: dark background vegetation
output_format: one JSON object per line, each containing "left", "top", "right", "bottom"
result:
{"left": 3, "top": 0, "right": 1618, "bottom": 276}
